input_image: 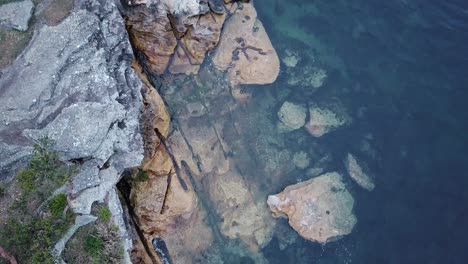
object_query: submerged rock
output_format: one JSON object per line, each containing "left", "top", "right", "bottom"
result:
{"left": 277, "top": 101, "right": 307, "bottom": 131}
{"left": 344, "top": 153, "right": 375, "bottom": 191}
{"left": 204, "top": 170, "right": 275, "bottom": 252}
{"left": 0, "top": 0, "right": 33, "bottom": 31}
{"left": 212, "top": 2, "right": 280, "bottom": 85}
{"left": 293, "top": 151, "right": 310, "bottom": 169}
{"left": 267, "top": 172, "right": 357, "bottom": 243}
{"left": 282, "top": 50, "right": 300, "bottom": 68}
{"left": 305, "top": 105, "right": 350, "bottom": 137}
{"left": 287, "top": 65, "right": 327, "bottom": 90}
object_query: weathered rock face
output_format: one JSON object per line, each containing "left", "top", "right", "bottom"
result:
{"left": 0, "top": 0, "right": 143, "bottom": 211}
{"left": 212, "top": 2, "right": 280, "bottom": 85}
{"left": 344, "top": 153, "right": 375, "bottom": 191}
{"left": 267, "top": 172, "right": 357, "bottom": 244}
{"left": 124, "top": 62, "right": 214, "bottom": 263}
{"left": 123, "top": 0, "right": 279, "bottom": 84}
{"left": 0, "top": 1, "right": 144, "bottom": 262}
{"left": 123, "top": 0, "right": 226, "bottom": 76}
{"left": 0, "top": 0, "right": 34, "bottom": 31}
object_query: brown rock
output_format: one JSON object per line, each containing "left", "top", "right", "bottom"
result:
{"left": 126, "top": 6, "right": 177, "bottom": 75}
{"left": 204, "top": 170, "right": 275, "bottom": 251}
{"left": 168, "top": 44, "right": 200, "bottom": 75}
{"left": 267, "top": 172, "right": 357, "bottom": 244}
{"left": 181, "top": 12, "right": 226, "bottom": 64}
{"left": 212, "top": 3, "right": 280, "bottom": 85}
{"left": 128, "top": 62, "right": 213, "bottom": 263}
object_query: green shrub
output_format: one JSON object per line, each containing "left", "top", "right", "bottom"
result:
{"left": 0, "top": 137, "right": 75, "bottom": 264}
{"left": 17, "top": 168, "right": 36, "bottom": 192}
{"left": 84, "top": 235, "right": 104, "bottom": 258}
{"left": 48, "top": 193, "right": 68, "bottom": 218}
{"left": 17, "top": 137, "right": 72, "bottom": 195}
{"left": 135, "top": 168, "right": 149, "bottom": 182}
{"left": 97, "top": 206, "right": 112, "bottom": 223}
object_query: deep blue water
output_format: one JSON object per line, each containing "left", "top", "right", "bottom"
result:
{"left": 254, "top": 0, "right": 468, "bottom": 263}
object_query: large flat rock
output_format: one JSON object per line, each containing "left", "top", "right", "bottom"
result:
{"left": 267, "top": 172, "right": 357, "bottom": 243}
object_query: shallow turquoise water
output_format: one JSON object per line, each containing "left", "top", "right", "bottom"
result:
{"left": 252, "top": 0, "right": 468, "bottom": 263}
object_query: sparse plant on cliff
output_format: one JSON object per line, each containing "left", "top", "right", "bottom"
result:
{"left": 18, "top": 137, "right": 73, "bottom": 198}
{"left": 48, "top": 193, "right": 68, "bottom": 218}
{"left": 0, "top": 137, "right": 76, "bottom": 264}
{"left": 63, "top": 203, "right": 124, "bottom": 264}
{"left": 97, "top": 205, "right": 112, "bottom": 223}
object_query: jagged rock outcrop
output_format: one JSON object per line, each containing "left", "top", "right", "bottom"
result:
{"left": 123, "top": 0, "right": 225, "bottom": 76}
{"left": 267, "top": 172, "right": 357, "bottom": 244}
{"left": 123, "top": 0, "right": 279, "bottom": 85}
{"left": 0, "top": 0, "right": 144, "bottom": 261}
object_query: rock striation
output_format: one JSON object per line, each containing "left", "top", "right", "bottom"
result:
{"left": 267, "top": 172, "right": 357, "bottom": 243}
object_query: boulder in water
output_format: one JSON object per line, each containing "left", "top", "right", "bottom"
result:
{"left": 344, "top": 153, "right": 375, "bottom": 191}
{"left": 267, "top": 172, "right": 357, "bottom": 243}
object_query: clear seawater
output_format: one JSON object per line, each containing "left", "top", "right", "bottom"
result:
{"left": 251, "top": 0, "right": 468, "bottom": 263}
{"left": 161, "top": 0, "right": 468, "bottom": 263}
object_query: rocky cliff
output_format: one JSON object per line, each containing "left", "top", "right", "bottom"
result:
{"left": 0, "top": 0, "right": 282, "bottom": 263}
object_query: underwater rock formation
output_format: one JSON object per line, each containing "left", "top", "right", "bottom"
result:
{"left": 305, "top": 105, "right": 350, "bottom": 137}
{"left": 277, "top": 101, "right": 307, "bottom": 131}
{"left": 267, "top": 172, "right": 357, "bottom": 243}
{"left": 203, "top": 170, "right": 275, "bottom": 252}
{"left": 293, "top": 151, "right": 310, "bottom": 169}
{"left": 287, "top": 66, "right": 327, "bottom": 90}
{"left": 212, "top": 2, "right": 280, "bottom": 85}
{"left": 344, "top": 153, "right": 375, "bottom": 191}
{"left": 0, "top": 0, "right": 33, "bottom": 31}
{"left": 125, "top": 62, "right": 214, "bottom": 263}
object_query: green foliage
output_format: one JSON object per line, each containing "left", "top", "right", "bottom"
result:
{"left": 134, "top": 168, "right": 149, "bottom": 182}
{"left": 17, "top": 137, "right": 73, "bottom": 198}
{"left": 0, "top": 214, "right": 73, "bottom": 264}
{"left": 97, "top": 206, "right": 112, "bottom": 223}
{"left": 48, "top": 193, "right": 68, "bottom": 218}
{"left": 84, "top": 235, "right": 104, "bottom": 258}
{"left": 63, "top": 221, "right": 124, "bottom": 264}
{"left": 0, "top": 137, "right": 75, "bottom": 264}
